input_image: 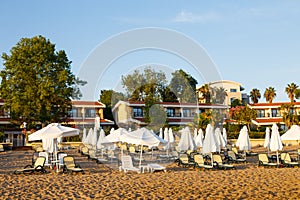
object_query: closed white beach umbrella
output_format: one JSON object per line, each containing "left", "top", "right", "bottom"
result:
{"left": 95, "top": 115, "right": 100, "bottom": 130}
{"left": 195, "top": 128, "right": 204, "bottom": 148}
{"left": 82, "top": 128, "right": 87, "bottom": 144}
{"left": 222, "top": 128, "right": 227, "bottom": 145}
{"left": 86, "top": 128, "right": 94, "bottom": 146}
{"left": 97, "top": 129, "right": 107, "bottom": 149}
{"left": 236, "top": 126, "right": 251, "bottom": 151}
{"left": 264, "top": 127, "right": 271, "bottom": 156}
{"left": 178, "top": 127, "right": 196, "bottom": 152}
{"left": 215, "top": 127, "right": 226, "bottom": 150}
{"left": 164, "top": 127, "right": 169, "bottom": 142}
{"left": 236, "top": 126, "right": 251, "bottom": 159}
{"left": 194, "top": 128, "right": 198, "bottom": 142}
{"left": 202, "top": 124, "right": 219, "bottom": 166}
{"left": 92, "top": 127, "right": 98, "bottom": 149}
{"left": 159, "top": 128, "right": 163, "bottom": 139}
{"left": 168, "top": 128, "right": 175, "bottom": 143}
{"left": 270, "top": 123, "right": 283, "bottom": 164}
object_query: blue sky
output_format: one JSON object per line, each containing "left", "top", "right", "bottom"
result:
{"left": 1, "top": 0, "right": 300, "bottom": 102}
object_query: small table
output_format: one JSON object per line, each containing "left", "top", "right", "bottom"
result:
{"left": 51, "top": 160, "right": 59, "bottom": 173}
{"left": 139, "top": 165, "right": 150, "bottom": 173}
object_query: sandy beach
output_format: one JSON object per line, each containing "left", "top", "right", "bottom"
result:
{"left": 1, "top": 146, "right": 300, "bottom": 200}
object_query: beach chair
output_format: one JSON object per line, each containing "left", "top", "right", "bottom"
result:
{"left": 38, "top": 152, "right": 51, "bottom": 168}
{"left": 81, "top": 146, "right": 89, "bottom": 157}
{"left": 193, "top": 154, "right": 213, "bottom": 170}
{"left": 232, "top": 147, "right": 244, "bottom": 159}
{"left": 178, "top": 154, "right": 194, "bottom": 167}
{"left": 57, "top": 153, "right": 68, "bottom": 170}
{"left": 35, "top": 146, "right": 43, "bottom": 152}
{"left": 0, "top": 144, "right": 4, "bottom": 152}
{"left": 258, "top": 154, "right": 278, "bottom": 167}
{"left": 63, "top": 156, "right": 84, "bottom": 173}
{"left": 227, "top": 151, "right": 246, "bottom": 163}
{"left": 119, "top": 155, "right": 140, "bottom": 173}
{"left": 148, "top": 163, "right": 166, "bottom": 173}
{"left": 280, "top": 153, "right": 299, "bottom": 167}
{"left": 212, "top": 154, "right": 235, "bottom": 170}
{"left": 14, "top": 156, "right": 47, "bottom": 174}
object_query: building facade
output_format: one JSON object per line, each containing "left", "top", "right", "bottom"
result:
{"left": 112, "top": 100, "right": 228, "bottom": 128}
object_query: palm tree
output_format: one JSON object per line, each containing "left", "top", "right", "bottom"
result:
{"left": 197, "top": 84, "right": 211, "bottom": 103}
{"left": 285, "top": 83, "right": 299, "bottom": 103}
{"left": 264, "top": 87, "right": 276, "bottom": 103}
{"left": 211, "top": 87, "right": 227, "bottom": 104}
{"left": 250, "top": 88, "right": 261, "bottom": 104}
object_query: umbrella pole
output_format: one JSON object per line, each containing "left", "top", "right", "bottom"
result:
{"left": 211, "top": 153, "right": 213, "bottom": 167}
{"left": 276, "top": 150, "right": 279, "bottom": 165}
{"left": 139, "top": 145, "right": 143, "bottom": 168}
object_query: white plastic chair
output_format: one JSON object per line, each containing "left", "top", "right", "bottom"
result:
{"left": 119, "top": 155, "right": 140, "bottom": 173}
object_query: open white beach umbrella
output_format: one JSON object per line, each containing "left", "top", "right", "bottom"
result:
{"left": 270, "top": 123, "right": 283, "bottom": 164}
{"left": 202, "top": 124, "right": 220, "bottom": 166}
{"left": 28, "top": 123, "right": 79, "bottom": 158}
{"left": 178, "top": 127, "right": 196, "bottom": 152}
{"left": 281, "top": 125, "right": 300, "bottom": 141}
{"left": 120, "top": 127, "right": 166, "bottom": 167}
{"left": 195, "top": 129, "right": 204, "bottom": 148}
{"left": 104, "top": 128, "right": 128, "bottom": 143}
{"left": 215, "top": 127, "right": 226, "bottom": 150}
{"left": 222, "top": 128, "right": 227, "bottom": 145}
{"left": 264, "top": 127, "right": 271, "bottom": 156}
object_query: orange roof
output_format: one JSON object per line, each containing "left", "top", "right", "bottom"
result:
{"left": 72, "top": 100, "right": 105, "bottom": 107}
{"left": 253, "top": 118, "right": 283, "bottom": 123}
{"left": 250, "top": 102, "right": 300, "bottom": 107}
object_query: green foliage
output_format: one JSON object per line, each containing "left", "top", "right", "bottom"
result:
{"left": 147, "top": 104, "right": 167, "bottom": 132}
{"left": 168, "top": 69, "right": 198, "bottom": 103}
{"left": 197, "top": 84, "right": 211, "bottom": 103}
{"left": 0, "top": 132, "right": 4, "bottom": 142}
{"left": 264, "top": 87, "right": 276, "bottom": 103}
{"left": 285, "top": 83, "right": 299, "bottom": 103}
{"left": 230, "top": 99, "right": 245, "bottom": 107}
{"left": 250, "top": 88, "right": 261, "bottom": 104}
{"left": 229, "top": 105, "right": 256, "bottom": 128}
{"left": 0, "top": 35, "right": 85, "bottom": 126}
{"left": 280, "top": 103, "right": 299, "bottom": 128}
{"left": 211, "top": 87, "right": 227, "bottom": 104}
{"left": 193, "top": 111, "right": 212, "bottom": 130}
{"left": 121, "top": 67, "right": 167, "bottom": 102}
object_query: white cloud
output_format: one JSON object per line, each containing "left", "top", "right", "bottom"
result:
{"left": 173, "top": 10, "right": 220, "bottom": 23}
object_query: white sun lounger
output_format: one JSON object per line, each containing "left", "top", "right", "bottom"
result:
{"left": 148, "top": 163, "right": 166, "bottom": 173}
{"left": 119, "top": 155, "right": 140, "bottom": 173}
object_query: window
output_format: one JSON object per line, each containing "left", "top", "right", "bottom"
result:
{"left": 257, "top": 109, "right": 265, "bottom": 118}
{"left": 183, "top": 109, "right": 191, "bottom": 117}
{"left": 133, "top": 107, "right": 143, "bottom": 117}
{"left": 230, "top": 88, "right": 237, "bottom": 92}
{"left": 167, "top": 108, "right": 175, "bottom": 117}
{"left": 271, "top": 109, "right": 280, "bottom": 117}
{"left": 85, "top": 109, "right": 96, "bottom": 118}
{"left": 70, "top": 109, "right": 78, "bottom": 117}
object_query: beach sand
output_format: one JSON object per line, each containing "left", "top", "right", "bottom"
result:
{"left": 1, "top": 146, "right": 300, "bottom": 200}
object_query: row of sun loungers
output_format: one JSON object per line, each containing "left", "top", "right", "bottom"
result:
{"left": 258, "top": 153, "right": 300, "bottom": 168}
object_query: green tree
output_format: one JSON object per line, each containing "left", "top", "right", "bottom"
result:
{"left": 99, "top": 89, "right": 125, "bottom": 121}
{"left": 211, "top": 87, "right": 227, "bottom": 104}
{"left": 193, "top": 111, "right": 212, "bottom": 130}
{"left": 231, "top": 99, "right": 245, "bottom": 107}
{"left": 229, "top": 105, "right": 256, "bottom": 130}
{"left": 250, "top": 88, "right": 261, "bottom": 104}
{"left": 121, "top": 67, "right": 167, "bottom": 102}
{"left": 197, "top": 84, "right": 211, "bottom": 103}
{"left": 285, "top": 83, "right": 299, "bottom": 103}
{"left": 280, "top": 103, "right": 298, "bottom": 128}
{"left": 0, "top": 36, "right": 85, "bottom": 127}
{"left": 168, "top": 69, "right": 198, "bottom": 103}
{"left": 264, "top": 87, "right": 276, "bottom": 103}
{"left": 147, "top": 104, "right": 167, "bottom": 132}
